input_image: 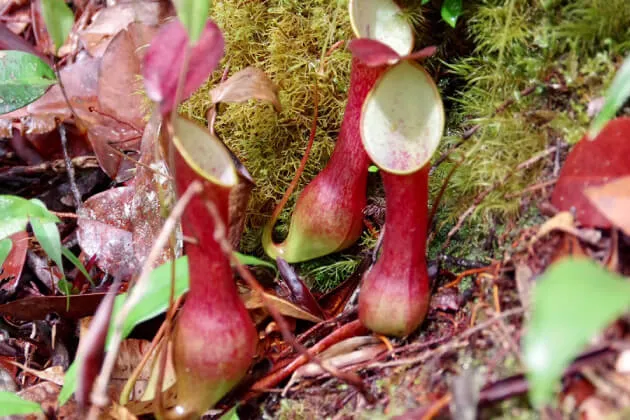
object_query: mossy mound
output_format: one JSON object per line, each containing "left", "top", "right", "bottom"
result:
{"left": 181, "top": 0, "right": 354, "bottom": 254}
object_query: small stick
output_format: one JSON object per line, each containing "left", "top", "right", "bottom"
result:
{"left": 59, "top": 124, "right": 83, "bottom": 209}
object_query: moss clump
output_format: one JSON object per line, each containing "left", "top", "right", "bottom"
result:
{"left": 430, "top": 0, "right": 630, "bottom": 254}
{"left": 181, "top": 0, "right": 354, "bottom": 254}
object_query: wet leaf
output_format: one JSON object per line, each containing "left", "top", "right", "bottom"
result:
{"left": 589, "top": 55, "right": 630, "bottom": 138}
{"left": 143, "top": 19, "right": 224, "bottom": 114}
{"left": 523, "top": 258, "right": 630, "bottom": 408}
{"left": 584, "top": 176, "right": 630, "bottom": 236}
{"left": 173, "top": 0, "right": 210, "bottom": 45}
{"left": 209, "top": 67, "right": 281, "bottom": 111}
{"left": 552, "top": 117, "right": 630, "bottom": 228}
{"left": 131, "top": 111, "right": 173, "bottom": 268}
{"left": 0, "top": 51, "right": 56, "bottom": 114}
{"left": 40, "top": 0, "right": 74, "bottom": 53}
{"left": 441, "top": 0, "right": 463, "bottom": 28}
{"left": 0, "top": 391, "right": 42, "bottom": 416}
{"left": 0, "top": 238, "right": 11, "bottom": 268}
{"left": 77, "top": 186, "right": 138, "bottom": 280}
{"left": 348, "top": 38, "right": 400, "bottom": 67}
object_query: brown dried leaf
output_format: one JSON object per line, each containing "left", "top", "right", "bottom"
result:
{"left": 584, "top": 175, "right": 630, "bottom": 236}
{"left": 0, "top": 293, "right": 106, "bottom": 321}
{"left": 242, "top": 290, "right": 323, "bottom": 323}
{"left": 17, "top": 381, "right": 79, "bottom": 420}
{"left": 78, "top": 2, "right": 168, "bottom": 56}
{"left": 77, "top": 186, "right": 138, "bottom": 280}
{"left": 98, "top": 23, "right": 156, "bottom": 132}
{"left": 209, "top": 67, "right": 281, "bottom": 112}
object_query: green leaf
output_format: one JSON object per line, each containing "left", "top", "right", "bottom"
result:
{"left": 0, "top": 51, "right": 56, "bottom": 114}
{"left": 368, "top": 165, "right": 379, "bottom": 173}
{"left": 60, "top": 257, "right": 191, "bottom": 405}
{"left": 108, "top": 256, "right": 190, "bottom": 346}
{"left": 40, "top": 0, "right": 74, "bottom": 53}
{"left": 0, "top": 237, "right": 12, "bottom": 268}
{"left": 589, "top": 55, "right": 630, "bottom": 138}
{"left": 421, "top": 0, "right": 430, "bottom": 4}
{"left": 523, "top": 258, "right": 630, "bottom": 408}
{"left": 62, "top": 247, "right": 94, "bottom": 285}
{"left": 0, "top": 391, "right": 42, "bottom": 416}
{"left": 58, "top": 361, "right": 77, "bottom": 406}
{"left": 0, "top": 195, "right": 59, "bottom": 240}
{"left": 30, "top": 217, "right": 65, "bottom": 282}
{"left": 173, "top": 0, "right": 211, "bottom": 45}
{"left": 234, "top": 251, "right": 277, "bottom": 273}
{"left": 441, "top": 0, "right": 463, "bottom": 28}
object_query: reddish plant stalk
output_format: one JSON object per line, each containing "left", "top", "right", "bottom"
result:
{"left": 359, "top": 165, "right": 430, "bottom": 337}
{"left": 170, "top": 148, "right": 257, "bottom": 418}
{"left": 264, "top": 58, "right": 386, "bottom": 262}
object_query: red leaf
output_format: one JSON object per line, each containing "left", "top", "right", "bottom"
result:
{"left": 142, "top": 20, "right": 224, "bottom": 114}
{"left": 552, "top": 117, "right": 630, "bottom": 228}
{"left": 0, "top": 231, "right": 28, "bottom": 300}
{"left": 348, "top": 38, "right": 400, "bottom": 67}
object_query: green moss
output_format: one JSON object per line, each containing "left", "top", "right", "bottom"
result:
{"left": 299, "top": 255, "right": 360, "bottom": 292}
{"left": 430, "top": 0, "right": 630, "bottom": 257}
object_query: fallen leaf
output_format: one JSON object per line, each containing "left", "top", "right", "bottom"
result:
{"left": 77, "top": 186, "right": 138, "bottom": 280}
{"left": 0, "top": 293, "right": 106, "bottom": 321}
{"left": 0, "top": 231, "right": 28, "bottom": 301}
{"left": 10, "top": 363, "right": 65, "bottom": 386}
{"left": 143, "top": 19, "right": 224, "bottom": 114}
{"left": 78, "top": 2, "right": 169, "bottom": 56}
{"left": 228, "top": 149, "right": 255, "bottom": 248}
{"left": 584, "top": 175, "right": 630, "bottom": 236}
{"left": 242, "top": 290, "right": 323, "bottom": 323}
{"left": 98, "top": 23, "right": 156, "bottom": 133}
{"left": 552, "top": 117, "right": 630, "bottom": 228}
{"left": 209, "top": 66, "right": 281, "bottom": 112}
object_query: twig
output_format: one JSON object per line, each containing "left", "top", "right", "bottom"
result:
{"left": 503, "top": 178, "right": 557, "bottom": 199}
{"left": 442, "top": 146, "right": 557, "bottom": 250}
{"left": 368, "top": 307, "right": 524, "bottom": 369}
{"left": 420, "top": 393, "right": 452, "bottom": 420}
{"left": 205, "top": 201, "right": 372, "bottom": 400}
{"left": 58, "top": 124, "right": 83, "bottom": 209}
{"left": 0, "top": 156, "right": 98, "bottom": 181}
{"left": 88, "top": 181, "right": 203, "bottom": 413}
